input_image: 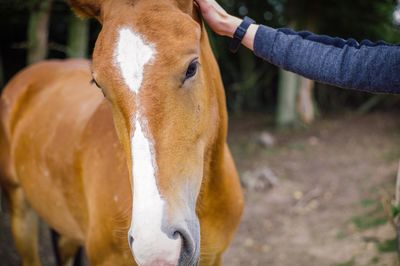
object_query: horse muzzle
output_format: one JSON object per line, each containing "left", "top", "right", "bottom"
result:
{"left": 128, "top": 217, "right": 200, "bottom": 266}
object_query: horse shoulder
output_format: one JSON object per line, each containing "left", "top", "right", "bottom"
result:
{"left": 1, "top": 59, "right": 103, "bottom": 240}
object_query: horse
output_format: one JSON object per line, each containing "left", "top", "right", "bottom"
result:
{"left": 0, "top": 0, "right": 243, "bottom": 265}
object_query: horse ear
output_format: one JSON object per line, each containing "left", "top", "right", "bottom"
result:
{"left": 178, "top": 0, "right": 203, "bottom": 29}
{"left": 68, "top": 0, "right": 102, "bottom": 19}
{"left": 192, "top": 2, "right": 203, "bottom": 27}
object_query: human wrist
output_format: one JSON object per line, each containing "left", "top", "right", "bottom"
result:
{"left": 242, "top": 24, "right": 259, "bottom": 51}
{"left": 222, "top": 15, "right": 242, "bottom": 37}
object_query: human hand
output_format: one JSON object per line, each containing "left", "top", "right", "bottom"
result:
{"left": 194, "top": 0, "right": 241, "bottom": 37}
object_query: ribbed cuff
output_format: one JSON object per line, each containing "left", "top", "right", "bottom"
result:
{"left": 253, "top": 25, "right": 278, "bottom": 62}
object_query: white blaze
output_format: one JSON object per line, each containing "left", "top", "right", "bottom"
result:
{"left": 114, "top": 28, "right": 181, "bottom": 265}
{"left": 115, "top": 28, "right": 155, "bottom": 93}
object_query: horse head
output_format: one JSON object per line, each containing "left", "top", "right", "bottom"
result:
{"left": 68, "top": 0, "right": 225, "bottom": 265}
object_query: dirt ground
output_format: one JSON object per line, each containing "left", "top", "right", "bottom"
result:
{"left": 1, "top": 111, "right": 400, "bottom": 266}
{"left": 224, "top": 111, "right": 400, "bottom": 266}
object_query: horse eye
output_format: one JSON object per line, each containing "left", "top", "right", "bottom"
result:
{"left": 184, "top": 60, "right": 199, "bottom": 82}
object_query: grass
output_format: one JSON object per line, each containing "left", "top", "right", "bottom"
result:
{"left": 351, "top": 199, "right": 387, "bottom": 230}
{"left": 287, "top": 142, "right": 306, "bottom": 151}
{"left": 336, "top": 230, "right": 347, "bottom": 240}
{"left": 351, "top": 215, "right": 387, "bottom": 230}
{"left": 336, "top": 258, "right": 355, "bottom": 266}
{"left": 383, "top": 132, "right": 400, "bottom": 162}
{"left": 376, "top": 238, "right": 398, "bottom": 253}
{"left": 347, "top": 198, "right": 398, "bottom": 263}
{"left": 370, "top": 256, "right": 380, "bottom": 264}
{"left": 360, "top": 198, "right": 378, "bottom": 208}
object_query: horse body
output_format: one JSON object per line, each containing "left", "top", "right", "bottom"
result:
{"left": 1, "top": 1, "right": 243, "bottom": 266}
{"left": 1, "top": 60, "right": 95, "bottom": 237}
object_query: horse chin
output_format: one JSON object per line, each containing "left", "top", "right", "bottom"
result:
{"left": 128, "top": 233, "right": 182, "bottom": 266}
{"left": 127, "top": 213, "right": 200, "bottom": 266}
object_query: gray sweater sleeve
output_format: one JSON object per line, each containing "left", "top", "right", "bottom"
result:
{"left": 253, "top": 25, "right": 400, "bottom": 94}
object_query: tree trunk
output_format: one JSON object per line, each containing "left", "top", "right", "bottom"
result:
{"left": 67, "top": 14, "right": 89, "bottom": 58}
{"left": 296, "top": 15, "right": 317, "bottom": 125}
{"left": 27, "top": 0, "right": 53, "bottom": 65}
{"left": 276, "top": 18, "right": 301, "bottom": 129}
{"left": 296, "top": 77, "right": 315, "bottom": 125}
{"left": 276, "top": 69, "right": 298, "bottom": 128}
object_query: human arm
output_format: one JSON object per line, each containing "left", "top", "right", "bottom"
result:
{"left": 195, "top": 0, "right": 400, "bottom": 94}
{"left": 254, "top": 26, "right": 400, "bottom": 93}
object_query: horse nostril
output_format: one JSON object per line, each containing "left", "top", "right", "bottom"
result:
{"left": 172, "top": 230, "right": 181, "bottom": 240}
{"left": 128, "top": 234, "right": 134, "bottom": 248}
{"left": 172, "top": 228, "right": 197, "bottom": 266}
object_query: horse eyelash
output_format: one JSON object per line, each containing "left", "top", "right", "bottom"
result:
{"left": 90, "top": 78, "right": 107, "bottom": 98}
{"left": 90, "top": 78, "right": 100, "bottom": 88}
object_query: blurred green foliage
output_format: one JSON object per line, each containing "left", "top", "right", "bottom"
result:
{"left": 0, "top": 0, "right": 399, "bottom": 113}
{"left": 209, "top": 0, "right": 400, "bottom": 113}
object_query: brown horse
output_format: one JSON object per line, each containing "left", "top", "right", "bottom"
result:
{"left": 0, "top": 0, "right": 243, "bottom": 265}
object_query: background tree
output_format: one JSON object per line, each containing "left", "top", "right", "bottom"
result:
{"left": 0, "top": 0, "right": 399, "bottom": 118}
{"left": 27, "top": 0, "right": 53, "bottom": 64}
{"left": 275, "top": 0, "right": 320, "bottom": 128}
{"left": 67, "top": 14, "right": 89, "bottom": 58}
